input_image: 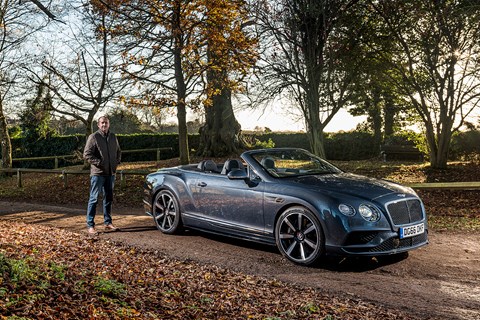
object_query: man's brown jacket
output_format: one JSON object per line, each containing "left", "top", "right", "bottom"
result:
{"left": 83, "top": 130, "right": 121, "bottom": 176}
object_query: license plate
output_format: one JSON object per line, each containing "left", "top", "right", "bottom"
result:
{"left": 399, "top": 223, "right": 425, "bottom": 239}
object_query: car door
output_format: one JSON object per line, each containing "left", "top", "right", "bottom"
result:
{"left": 192, "top": 171, "right": 265, "bottom": 236}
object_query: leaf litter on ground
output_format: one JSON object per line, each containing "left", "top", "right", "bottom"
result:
{"left": 0, "top": 222, "right": 416, "bottom": 320}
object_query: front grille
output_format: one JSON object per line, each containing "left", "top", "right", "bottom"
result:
{"left": 370, "top": 232, "right": 428, "bottom": 252}
{"left": 387, "top": 199, "right": 424, "bottom": 225}
{"left": 345, "top": 232, "right": 428, "bottom": 253}
{"left": 344, "top": 231, "right": 378, "bottom": 246}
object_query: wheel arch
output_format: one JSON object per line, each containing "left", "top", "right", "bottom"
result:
{"left": 150, "top": 174, "right": 190, "bottom": 215}
{"left": 272, "top": 200, "right": 328, "bottom": 241}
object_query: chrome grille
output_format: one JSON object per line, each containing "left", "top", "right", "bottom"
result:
{"left": 386, "top": 199, "right": 424, "bottom": 225}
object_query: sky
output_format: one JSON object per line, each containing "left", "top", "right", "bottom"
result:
{"left": 235, "top": 106, "right": 366, "bottom": 133}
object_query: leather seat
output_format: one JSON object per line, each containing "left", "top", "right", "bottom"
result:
{"left": 261, "top": 157, "right": 276, "bottom": 170}
{"left": 221, "top": 159, "right": 245, "bottom": 175}
{"left": 197, "top": 160, "right": 219, "bottom": 173}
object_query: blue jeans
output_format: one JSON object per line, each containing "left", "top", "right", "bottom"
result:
{"left": 86, "top": 175, "right": 115, "bottom": 228}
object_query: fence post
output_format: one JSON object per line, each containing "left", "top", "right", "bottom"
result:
{"left": 55, "top": 157, "right": 59, "bottom": 169}
{"left": 17, "top": 169, "right": 22, "bottom": 188}
{"left": 62, "top": 170, "right": 67, "bottom": 188}
{"left": 120, "top": 170, "right": 125, "bottom": 189}
{"left": 156, "top": 148, "right": 161, "bottom": 162}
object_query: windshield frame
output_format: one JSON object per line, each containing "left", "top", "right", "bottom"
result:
{"left": 249, "top": 148, "right": 342, "bottom": 178}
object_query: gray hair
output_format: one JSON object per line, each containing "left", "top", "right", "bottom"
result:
{"left": 97, "top": 115, "right": 109, "bottom": 123}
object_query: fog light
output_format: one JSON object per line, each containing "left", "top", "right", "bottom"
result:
{"left": 338, "top": 204, "right": 355, "bottom": 216}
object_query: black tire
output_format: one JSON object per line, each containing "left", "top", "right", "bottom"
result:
{"left": 153, "top": 190, "right": 183, "bottom": 234}
{"left": 275, "top": 206, "right": 324, "bottom": 266}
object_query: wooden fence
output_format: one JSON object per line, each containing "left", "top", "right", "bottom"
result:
{"left": 1, "top": 146, "right": 480, "bottom": 190}
{"left": 8, "top": 147, "right": 173, "bottom": 169}
{"left": 0, "top": 168, "right": 151, "bottom": 189}
{"left": 0, "top": 147, "right": 173, "bottom": 189}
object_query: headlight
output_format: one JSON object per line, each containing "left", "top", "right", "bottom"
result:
{"left": 359, "top": 204, "right": 381, "bottom": 222}
{"left": 338, "top": 204, "right": 355, "bottom": 216}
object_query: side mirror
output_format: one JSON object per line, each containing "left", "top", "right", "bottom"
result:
{"left": 227, "top": 168, "right": 248, "bottom": 180}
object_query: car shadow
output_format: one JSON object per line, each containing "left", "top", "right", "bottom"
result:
{"left": 317, "top": 253, "right": 409, "bottom": 272}
{"left": 178, "top": 229, "right": 409, "bottom": 272}
{"left": 112, "top": 226, "right": 158, "bottom": 233}
{"left": 182, "top": 229, "right": 279, "bottom": 254}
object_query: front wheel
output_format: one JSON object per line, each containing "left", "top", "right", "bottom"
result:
{"left": 275, "top": 206, "right": 324, "bottom": 266}
{"left": 153, "top": 190, "right": 183, "bottom": 234}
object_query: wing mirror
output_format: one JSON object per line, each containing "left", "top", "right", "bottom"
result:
{"left": 227, "top": 168, "right": 249, "bottom": 180}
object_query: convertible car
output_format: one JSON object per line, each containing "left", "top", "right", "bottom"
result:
{"left": 143, "top": 148, "right": 428, "bottom": 266}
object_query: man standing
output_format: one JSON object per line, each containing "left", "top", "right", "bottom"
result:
{"left": 83, "top": 115, "right": 121, "bottom": 235}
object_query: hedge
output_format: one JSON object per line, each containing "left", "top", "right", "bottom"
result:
{"left": 4, "top": 129, "right": 479, "bottom": 169}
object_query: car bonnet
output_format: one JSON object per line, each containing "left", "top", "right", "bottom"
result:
{"left": 287, "top": 172, "right": 415, "bottom": 200}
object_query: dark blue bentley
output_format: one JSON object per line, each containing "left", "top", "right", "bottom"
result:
{"left": 143, "top": 148, "right": 428, "bottom": 266}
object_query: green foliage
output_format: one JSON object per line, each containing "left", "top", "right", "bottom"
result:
{"left": 18, "top": 82, "right": 57, "bottom": 143}
{"left": 94, "top": 276, "right": 127, "bottom": 298}
{"left": 49, "top": 262, "right": 66, "bottom": 281}
{"left": 325, "top": 132, "right": 378, "bottom": 160}
{"left": 108, "top": 109, "right": 150, "bottom": 134}
{"left": 10, "top": 135, "right": 86, "bottom": 168}
{"left": 303, "top": 302, "right": 321, "bottom": 313}
{"left": 117, "top": 133, "right": 183, "bottom": 162}
{"left": 450, "top": 130, "right": 480, "bottom": 161}
{"left": 15, "top": 82, "right": 58, "bottom": 164}
{"left": 384, "top": 130, "right": 427, "bottom": 154}
{"left": 0, "top": 253, "right": 11, "bottom": 275}
{"left": 254, "top": 133, "right": 311, "bottom": 150}
{"left": 7, "top": 130, "right": 480, "bottom": 167}
{"left": 251, "top": 138, "right": 275, "bottom": 149}
{"left": 8, "top": 126, "right": 22, "bottom": 139}
{"left": 8, "top": 257, "right": 38, "bottom": 284}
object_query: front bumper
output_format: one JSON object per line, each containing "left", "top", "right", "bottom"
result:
{"left": 327, "top": 229, "right": 428, "bottom": 256}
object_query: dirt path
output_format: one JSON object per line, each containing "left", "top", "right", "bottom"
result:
{"left": 1, "top": 201, "right": 479, "bottom": 320}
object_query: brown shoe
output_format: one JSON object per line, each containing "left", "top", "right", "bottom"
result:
{"left": 105, "top": 224, "right": 119, "bottom": 231}
{"left": 87, "top": 227, "right": 97, "bottom": 235}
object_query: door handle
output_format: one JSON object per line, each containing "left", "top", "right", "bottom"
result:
{"left": 197, "top": 182, "right": 207, "bottom": 187}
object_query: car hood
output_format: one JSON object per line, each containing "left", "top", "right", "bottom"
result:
{"left": 287, "top": 173, "right": 414, "bottom": 200}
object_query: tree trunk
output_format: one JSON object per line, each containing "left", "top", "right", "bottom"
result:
{"left": 425, "top": 120, "right": 451, "bottom": 169}
{"left": 304, "top": 107, "right": 326, "bottom": 158}
{"left": 371, "top": 90, "right": 382, "bottom": 148}
{"left": 198, "top": 87, "right": 246, "bottom": 157}
{"left": 303, "top": 80, "right": 326, "bottom": 158}
{"left": 433, "top": 123, "right": 452, "bottom": 169}
{"left": 383, "top": 95, "right": 395, "bottom": 138}
{"left": 173, "top": 1, "right": 189, "bottom": 165}
{"left": 177, "top": 101, "right": 189, "bottom": 164}
{"left": 307, "top": 128, "right": 326, "bottom": 159}
{"left": 0, "top": 100, "right": 12, "bottom": 176}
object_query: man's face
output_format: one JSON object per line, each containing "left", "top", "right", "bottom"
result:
{"left": 98, "top": 117, "right": 110, "bottom": 134}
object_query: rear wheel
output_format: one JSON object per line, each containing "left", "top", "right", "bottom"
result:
{"left": 275, "top": 206, "right": 324, "bottom": 266}
{"left": 153, "top": 190, "right": 183, "bottom": 234}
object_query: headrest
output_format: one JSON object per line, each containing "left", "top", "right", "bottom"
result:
{"left": 221, "top": 159, "right": 244, "bottom": 174}
{"left": 261, "top": 157, "right": 275, "bottom": 169}
{"left": 197, "top": 159, "right": 218, "bottom": 172}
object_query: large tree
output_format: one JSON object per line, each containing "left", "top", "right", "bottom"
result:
{"left": 29, "top": 1, "right": 129, "bottom": 139}
{"left": 254, "top": 0, "right": 361, "bottom": 158}
{"left": 100, "top": 0, "right": 208, "bottom": 164}
{"left": 370, "top": 0, "right": 480, "bottom": 168}
{"left": 197, "top": 0, "right": 258, "bottom": 157}
{"left": 0, "top": 0, "right": 52, "bottom": 173}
